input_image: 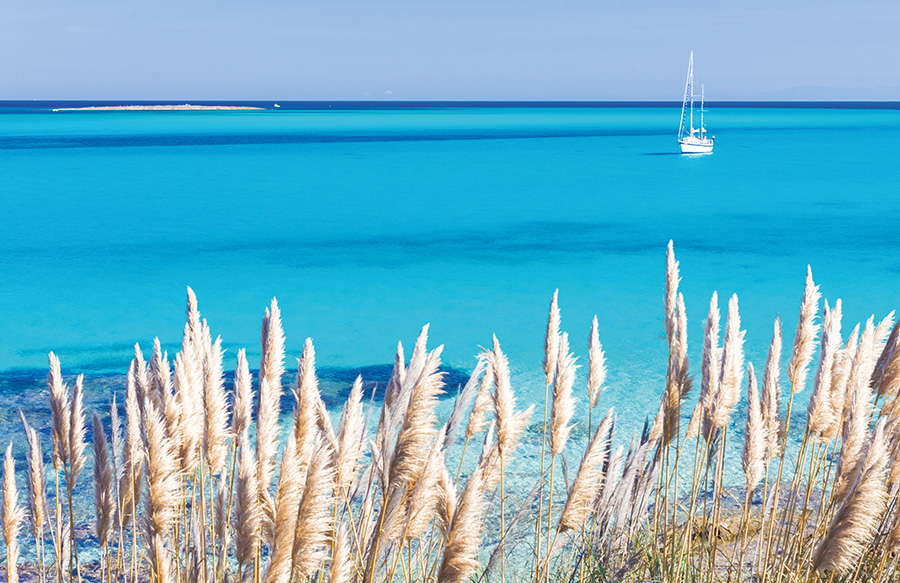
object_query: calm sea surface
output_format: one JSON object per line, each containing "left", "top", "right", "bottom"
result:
{"left": 1, "top": 103, "right": 900, "bottom": 529}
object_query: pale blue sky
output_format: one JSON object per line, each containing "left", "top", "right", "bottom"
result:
{"left": 1, "top": 0, "right": 898, "bottom": 101}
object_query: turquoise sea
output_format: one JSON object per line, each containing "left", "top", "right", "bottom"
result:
{"left": 1, "top": 102, "right": 900, "bottom": 544}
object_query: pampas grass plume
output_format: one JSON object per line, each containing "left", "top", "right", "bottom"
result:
{"left": 91, "top": 412, "right": 115, "bottom": 548}
{"left": 2, "top": 444, "right": 24, "bottom": 583}
{"left": 231, "top": 348, "right": 253, "bottom": 440}
{"left": 787, "top": 266, "right": 821, "bottom": 394}
{"left": 550, "top": 332, "right": 577, "bottom": 455}
{"left": 438, "top": 465, "right": 486, "bottom": 583}
{"left": 699, "top": 292, "right": 721, "bottom": 439}
{"left": 544, "top": 290, "right": 560, "bottom": 387}
{"left": 203, "top": 336, "right": 230, "bottom": 475}
{"left": 47, "top": 352, "right": 70, "bottom": 469}
{"left": 290, "top": 440, "right": 336, "bottom": 581}
{"left": 257, "top": 298, "right": 286, "bottom": 497}
{"left": 233, "top": 433, "right": 260, "bottom": 571}
{"left": 813, "top": 419, "right": 889, "bottom": 575}
{"left": 336, "top": 375, "right": 366, "bottom": 494}
{"left": 558, "top": 409, "right": 614, "bottom": 532}
{"left": 761, "top": 317, "right": 782, "bottom": 459}
{"left": 741, "top": 364, "right": 766, "bottom": 490}
{"left": 20, "top": 414, "right": 47, "bottom": 544}
{"left": 588, "top": 316, "right": 607, "bottom": 410}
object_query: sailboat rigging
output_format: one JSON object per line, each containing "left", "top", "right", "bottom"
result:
{"left": 678, "top": 51, "right": 714, "bottom": 154}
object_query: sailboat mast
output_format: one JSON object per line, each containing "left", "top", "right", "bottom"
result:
{"left": 688, "top": 53, "right": 694, "bottom": 135}
{"left": 700, "top": 84, "right": 704, "bottom": 136}
{"left": 679, "top": 51, "right": 693, "bottom": 139}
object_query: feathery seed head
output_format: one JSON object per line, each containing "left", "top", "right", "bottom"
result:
{"left": 47, "top": 352, "right": 70, "bottom": 469}
{"left": 588, "top": 316, "right": 608, "bottom": 410}
{"left": 231, "top": 348, "right": 253, "bottom": 440}
{"left": 558, "top": 409, "right": 615, "bottom": 532}
{"left": 807, "top": 299, "right": 843, "bottom": 440}
{"left": 1, "top": 443, "right": 24, "bottom": 583}
{"left": 741, "top": 364, "right": 766, "bottom": 490}
{"left": 336, "top": 375, "right": 366, "bottom": 493}
{"left": 762, "top": 317, "right": 783, "bottom": 459}
{"left": 20, "top": 414, "right": 48, "bottom": 541}
{"left": 68, "top": 374, "right": 87, "bottom": 484}
{"left": 544, "top": 290, "right": 560, "bottom": 386}
{"left": 813, "top": 418, "right": 889, "bottom": 575}
{"left": 550, "top": 332, "right": 578, "bottom": 455}
{"left": 787, "top": 266, "right": 821, "bottom": 394}
{"left": 91, "top": 412, "right": 115, "bottom": 546}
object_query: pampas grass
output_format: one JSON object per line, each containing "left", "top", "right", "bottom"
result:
{"left": 12, "top": 245, "right": 900, "bottom": 583}
{"left": 2, "top": 444, "right": 24, "bottom": 583}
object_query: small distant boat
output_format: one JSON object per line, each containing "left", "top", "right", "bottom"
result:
{"left": 274, "top": 103, "right": 281, "bottom": 108}
{"left": 678, "top": 52, "right": 714, "bottom": 154}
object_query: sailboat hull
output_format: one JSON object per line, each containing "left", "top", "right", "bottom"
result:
{"left": 679, "top": 138, "right": 714, "bottom": 154}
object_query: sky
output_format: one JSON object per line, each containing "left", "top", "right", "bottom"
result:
{"left": 1, "top": 0, "right": 898, "bottom": 101}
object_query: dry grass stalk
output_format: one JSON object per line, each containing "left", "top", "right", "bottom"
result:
{"left": 290, "top": 440, "right": 336, "bottom": 581}
{"left": 68, "top": 375, "right": 87, "bottom": 485}
{"left": 833, "top": 323, "right": 860, "bottom": 424}
{"left": 436, "top": 465, "right": 456, "bottom": 540}
{"left": 464, "top": 362, "right": 494, "bottom": 442}
{"left": 257, "top": 299, "right": 286, "bottom": 504}
{"left": 587, "top": 315, "right": 607, "bottom": 411}
{"left": 833, "top": 323, "right": 877, "bottom": 503}
{"left": 203, "top": 336, "right": 230, "bottom": 475}
{"left": 133, "top": 345, "right": 151, "bottom": 413}
{"left": 445, "top": 358, "right": 487, "bottom": 448}
{"left": 813, "top": 419, "right": 889, "bottom": 575}
{"left": 20, "top": 414, "right": 48, "bottom": 546}
{"left": 654, "top": 292, "right": 691, "bottom": 445}
{"left": 335, "top": 376, "right": 366, "bottom": 494}
{"left": 761, "top": 317, "right": 782, "bottom": 460}
{"left": 233, "top": 433, "right": 260, "bottom": 572}
{"left": 404, "top": 427, "right": 447, "bottom": 541}
{"left": 2, "top": 444, "right": 24, "bottom": 583}
{"left": 231, "top": 349, "right": 253, "bottom": 440}
{"left": 329, "top": 525, "right": 354, "bottom": 583}
{"left": 91, "top": 412, "right": 115, "bottom": 549}
{"left": 787, "top": 266, "right": 822, "bottom": 394}
{"left": 550, "top": 332, "right": 577, "bottom": 455}
{"left": 292, "top": 339, "right": 323, "bottom": 494}
{"left": 741, "top": 365, "right": 766, "bottom": 490}
{"left": 806, "top": 299, "right": 843, "bottom": 441}
{"left": 142, "top": 405, "right": 181, "bottom": 543}
{"left": 544, "top": 290, "right": 561, "bottom": 387}
{"left": 710, "top": 294, "right": 744, "bottom": 429}
{"left": 47, "top": 352, "right": 70, "bottom": 470}
{"left": 173, "top": 345, "right": 203, "bottom": 473}
{"left": 148, "top": 339, "right": 169, "bottom": 415}
{"left": 386, "top": 326, "right": 431, "bottom": 449}
{"left": 699, "top": 292, "right": 722, "bottom": 440}
{"left": 872, "top": 320, "right": 900, "bottom": 399}
{"left": 18, "top": 244, "right": 900, "bottom": 583}
{"left": 558, "top": 409, "right": 614, "bottom": 532}
{"left": 265, "top": 437, "right": 302, "bottom": 583}
{"left": 388, "top": 347, "right": 444, "bottom": 494}
{"left": 120, "top": 366, "right": 145, "bottom": 530}
{"left": 664, "top": 240, "right": 680, "bottom": 345}
{"left": 438, "top": 464, "right": 487, "bottom": 583}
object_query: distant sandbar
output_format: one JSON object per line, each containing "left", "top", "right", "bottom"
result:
{"left": 52, "top": 104, "right": 265, "bottom": 112}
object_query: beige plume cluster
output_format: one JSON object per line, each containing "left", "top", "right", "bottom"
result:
{"left": 5, "top": 244, "right": 900, "bottom": 583}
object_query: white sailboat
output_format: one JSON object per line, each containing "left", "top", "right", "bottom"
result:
{"left": 678, "top": 51, "right": 714, "bottom": 154}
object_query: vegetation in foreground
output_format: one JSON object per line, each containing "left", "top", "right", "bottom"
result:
{"left": 3, "top": 242, "right": 900, "bottom": 583}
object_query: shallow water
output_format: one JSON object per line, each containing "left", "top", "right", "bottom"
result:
{"left": 2, "top": 103, "right": 900, "bottom": 537}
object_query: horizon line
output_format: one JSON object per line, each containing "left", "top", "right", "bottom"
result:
{"left": 2, "top": 100, "right": 899, "bottom": 110}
